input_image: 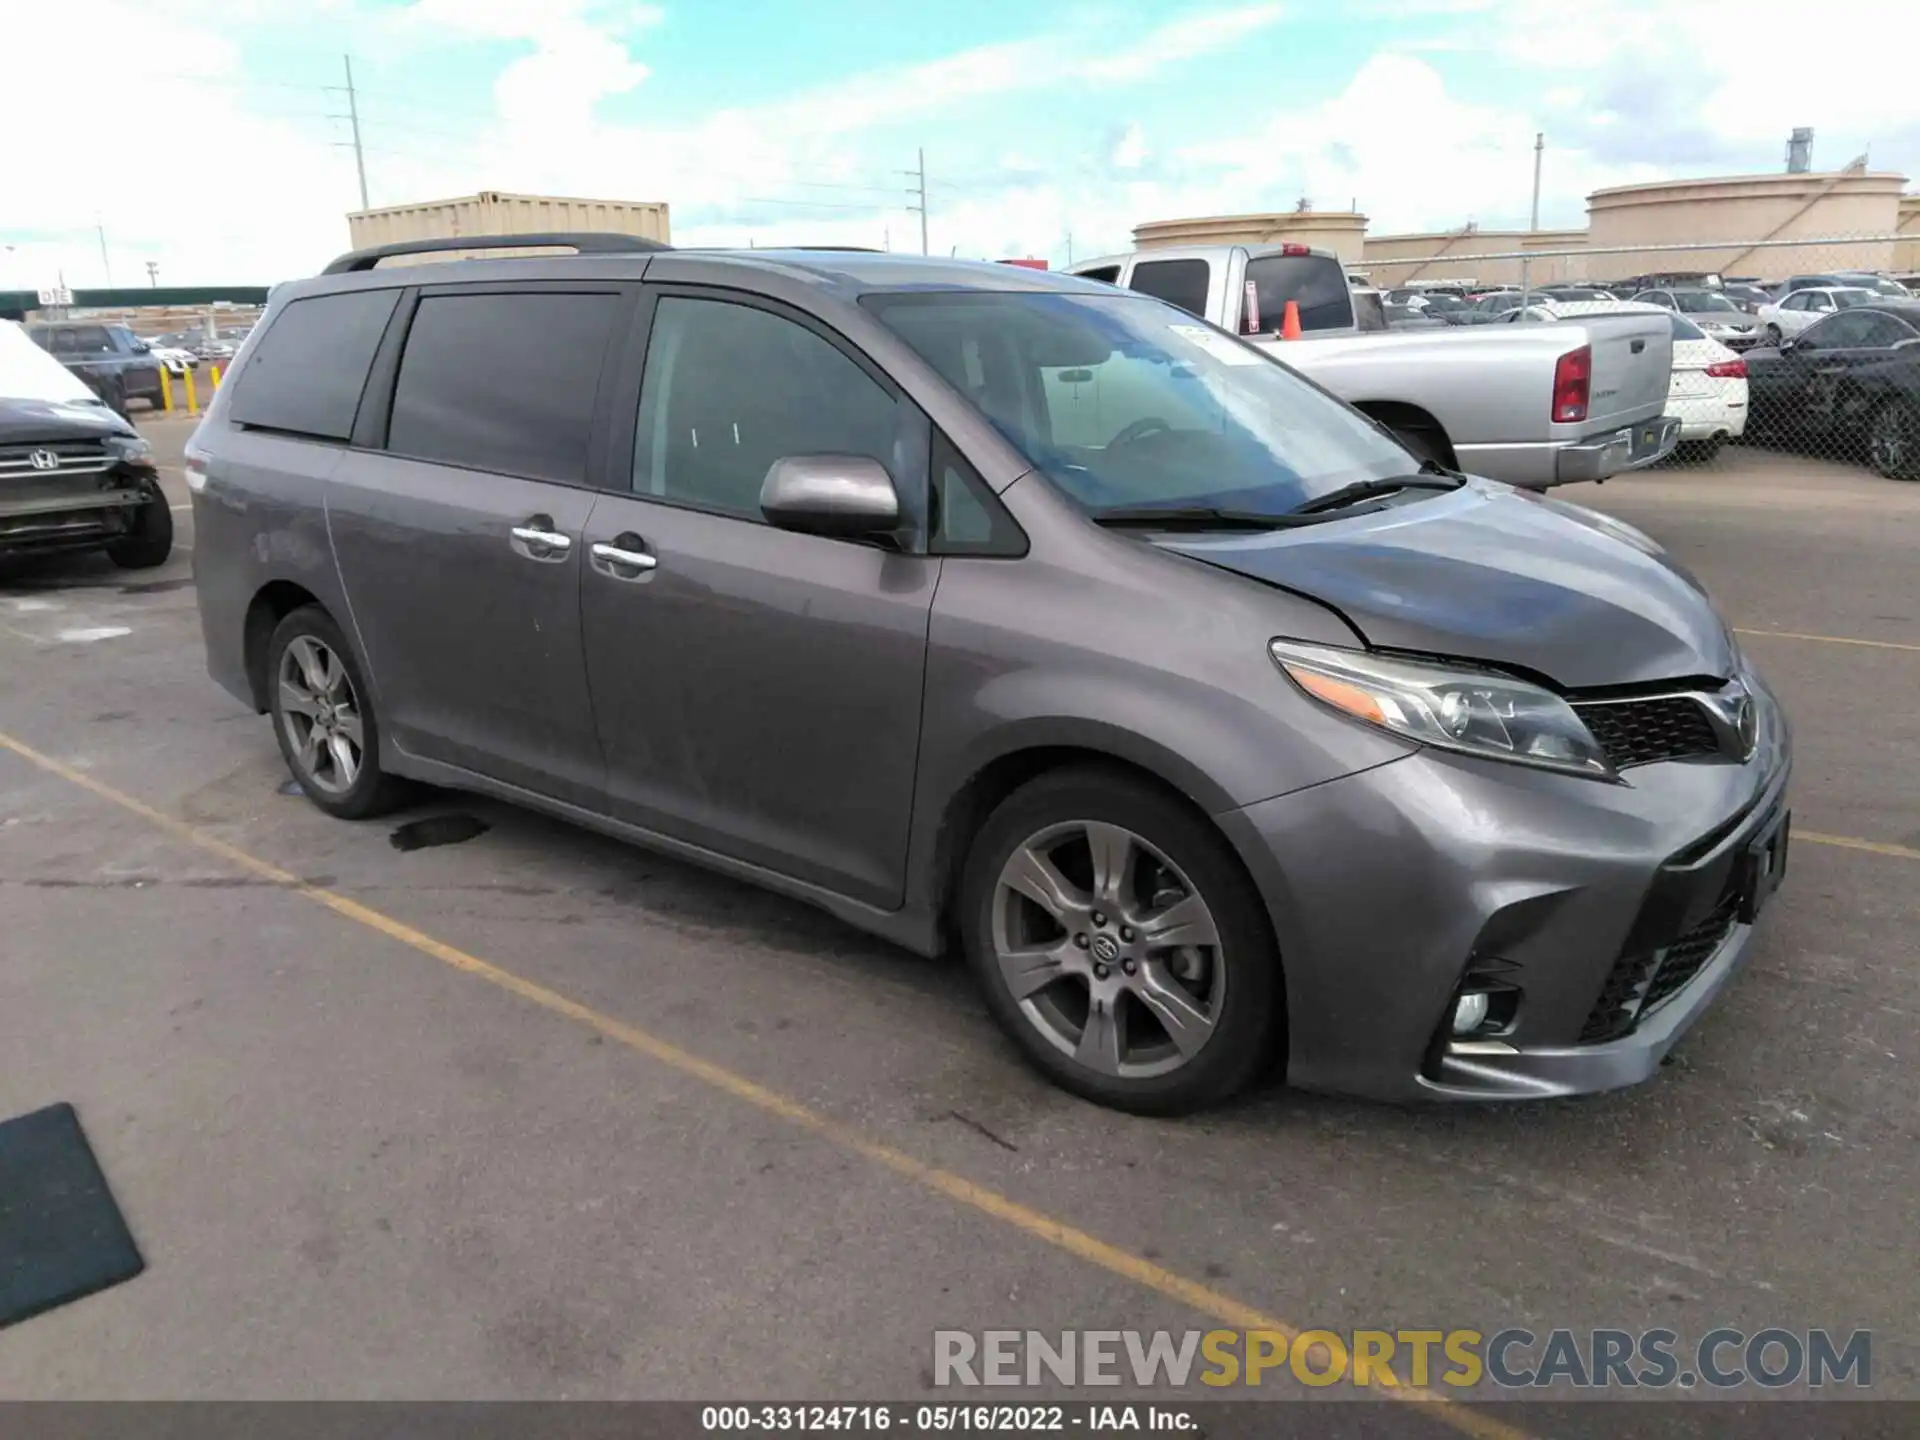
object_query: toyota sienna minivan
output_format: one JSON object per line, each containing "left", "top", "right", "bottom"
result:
{"left": 186, "top": 234, "right": 1790, "bottom": 1114}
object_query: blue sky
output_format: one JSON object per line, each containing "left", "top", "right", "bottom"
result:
{"left": 3, "top": 0, "right": 1916, "bottom": 287}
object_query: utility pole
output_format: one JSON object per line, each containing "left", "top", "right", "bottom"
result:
{"left": 899, "top": 149, "right": 929, "bottom": 255}
{"left": 344, "top": 54, "right": 370, "bottom": 211}
{"left": 1518, "top": 132, "right": 1543, "bottom": 314}
{"left": 326, "top": 54, "right": 372, "bottom": 211}
{"left": 96, "top": 217, "right": 112, "bottom": 286}
{"left": 145, "top": 260, "right": 159, "bottom": 288}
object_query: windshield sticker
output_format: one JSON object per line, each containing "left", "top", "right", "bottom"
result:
{"left": 1168, "top": 324, "right": 1263, "bottom": 366}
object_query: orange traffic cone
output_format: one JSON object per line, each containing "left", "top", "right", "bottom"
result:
{"left": 1280, "top": 300, "right": 1303, "bottom": 341}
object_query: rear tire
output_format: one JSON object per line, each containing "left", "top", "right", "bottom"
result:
{"left": 105, "top": 481, "right": 173, "bottom": 569}
{"left": 1867, "top": 399, "right": 1920, "bottom": 481}
{"left": 1676, "top": 436, "right": 1724, "bottom": 465}
{"left": 266, "top": 606, "right": 411, "bottom": 820}
{"left": 960, "top": 767, "right": 1282, "bottom": 1115}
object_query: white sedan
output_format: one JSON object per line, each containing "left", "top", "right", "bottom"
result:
{"left": 1754, "top": 286, "right": 1877, "bottom": 344}
{"left": 1500, "top": 299, "right": 1747, "bottom": 456}
{"left": 141, "top": 340, "right": 196, "bottom": 376}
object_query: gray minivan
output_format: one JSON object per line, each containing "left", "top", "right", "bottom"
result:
{"left": 187, "top": 234, "right": 1791, "bottom": 1113}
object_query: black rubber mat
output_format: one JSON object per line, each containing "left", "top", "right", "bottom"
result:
{"left": 0, "top": 1102, "right": 143, "bottom": 1328}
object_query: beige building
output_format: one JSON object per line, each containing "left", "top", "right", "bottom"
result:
{"left": 1358, "top": 228, "right": 1589, "bottom": 288}
{"left": 1131, "top": 211, "right": 1368, "bottom": 263}
{"left": 346, "top": 191, "right": 670, "bottom": 262}
{"left": 1586, "top": 170, "right": 1906, "bottom": 282}
{"left": 1895, "top": 194, "right": 1920, "bottom": 273}
{"left": 1132, "top": 162, "right": 1913, "bottom": 289}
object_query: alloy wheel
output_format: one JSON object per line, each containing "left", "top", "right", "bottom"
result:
{"left": 277, "top": 635, "right": 365, "bottom": 795}
{"left": 990, "top": 820, "right": 1225, "bottom": 1080}
{"left": 1869, "top": 404, "right": 1919, "bottom": 479}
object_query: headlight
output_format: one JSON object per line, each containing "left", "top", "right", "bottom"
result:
{"left": 103, "top": 434, "right": 154, "bottom": 462}
{"left": 1270, "top": 640, "right": 1614, "bottom": 779}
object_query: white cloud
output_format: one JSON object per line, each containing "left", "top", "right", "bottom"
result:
{"left": 6, "top": 0, "right": 1914, "bottom": 291}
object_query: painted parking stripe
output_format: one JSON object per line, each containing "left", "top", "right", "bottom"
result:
{"left": 0, "top": 725, "right": 1526, "bottom": 1440}
{"left": 1800, "top": 830, "right": 1920, "bottom": 862}
{"left": 1735, "top": 627, "right": 1920, "bottom": 654}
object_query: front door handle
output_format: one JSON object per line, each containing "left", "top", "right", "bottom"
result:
{"left": 589, "top": 535, "right": 659, "bottom": 581}
{"left": 510, "top": 515, "right": 572, "bottom": 562}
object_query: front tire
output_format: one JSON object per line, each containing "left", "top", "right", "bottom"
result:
{"left": 960, "top": 768, "right": 1282, "bottom": 1115}
{"left": 1764, "top": 323, "right": 1784, "bottom": 345}
{"left": 105, "top": 481, "right": 173, "bottom": 569}
{"left": 266, "top": 606, "right": 410, "bottom": 819}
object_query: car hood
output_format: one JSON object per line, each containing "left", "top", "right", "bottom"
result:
{"left": 1157, "top": 483, "right": 1735, "bottom": 690}
{"left": 0, "top": 396, "right": 137, "bottom": 444}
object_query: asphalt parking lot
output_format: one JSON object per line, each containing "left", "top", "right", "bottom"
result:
{"left": 1, "top": 419, "right": 1915, "bottom": 1426}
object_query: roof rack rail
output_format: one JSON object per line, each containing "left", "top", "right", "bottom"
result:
{"left": 320, "top": 232, "right": 673, "bottom": 276}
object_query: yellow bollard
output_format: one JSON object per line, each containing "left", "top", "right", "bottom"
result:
{"left": 211, "top": 364, "right": 223, "bottom": 390}
{"left": 158, "top": 368, "right": 173, "bottom": 415}
{"left": 183, "top": 367, "right": 199, "bottom": 417}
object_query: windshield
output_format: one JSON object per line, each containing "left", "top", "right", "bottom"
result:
{"left": 1834, "top": 290, "right": 1876, "bottom": 309}
{"left": 1843, "top": 275, "right": 1907, "bottom": 296}
{"left": 866, "top": 291, "right": 1417, "bottom": 518}
{"left": 1674, "top": 292, "right": 1741, "bottom": 314}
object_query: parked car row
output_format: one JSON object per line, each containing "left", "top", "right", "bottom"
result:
{"left": 1497, "top": 295, "right": 1920, "bottom": 480}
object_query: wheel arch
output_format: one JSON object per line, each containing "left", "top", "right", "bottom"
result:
{"left": 917, "top": 722, "right": 1262, "bottom": 958}
{"left": 242, "top": 580, "right": 327, "bottom": 712}
{"left": 1349, "top": 399, "right": 1459, "bottom": 466}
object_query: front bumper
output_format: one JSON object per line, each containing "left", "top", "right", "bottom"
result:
{"left": 1218, "top": 672, "right": 1790, "bottom": 1102}
{"left": 0, "top": 479, "right": 153, "bottom": 554}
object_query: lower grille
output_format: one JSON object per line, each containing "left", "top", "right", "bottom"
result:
{"left": 1580, "top": 897, "right": 1740, "bottom": 1044}
{"left": 1573, "top": 694, "right": 1721, "bottom": 769}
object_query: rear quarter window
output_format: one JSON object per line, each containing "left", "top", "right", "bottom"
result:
{"left": 229, "top": 289, "right": 400, "bottom": 441}
{"left": 385, "top": 290, "right": 618, "bottom": 484}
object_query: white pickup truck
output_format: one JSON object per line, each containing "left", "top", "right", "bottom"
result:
{"left": 1071, "top": 244, "right": 1680, "bottom": 487}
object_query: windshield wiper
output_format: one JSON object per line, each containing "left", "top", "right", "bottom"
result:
{"left": 1286, "top": 466, "right": 1466, "bottom": 517}
{"left": 1089, "top": 504, "right": 1318, "bottom": 531}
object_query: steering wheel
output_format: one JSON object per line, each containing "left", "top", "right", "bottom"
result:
{"left": 1109, "top": 417, "right": 1173, "bottom": 448}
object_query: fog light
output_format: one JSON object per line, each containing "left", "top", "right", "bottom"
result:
{"left": 1450, "top": 991, "right": 1491, "bottom": 1036}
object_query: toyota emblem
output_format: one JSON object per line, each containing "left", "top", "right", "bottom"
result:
{"left": 28, "top": 449, "right": 59, "bottom": 471}
{"left": 1090, "top": 934, "right": 1121, "bottom": 964}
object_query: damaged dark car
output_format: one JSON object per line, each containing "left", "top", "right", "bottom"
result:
{"left": 1, "top": 319, "right": 172, "bottom": 570}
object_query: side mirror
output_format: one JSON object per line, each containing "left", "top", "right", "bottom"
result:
{"left": 130, "top": 340, "right": 150, "bottom": 353}
{"left": 760, "top": 455, "right": 900, "bottom": 538}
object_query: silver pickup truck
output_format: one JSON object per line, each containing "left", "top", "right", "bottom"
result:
{"left": 1071, "top": 244, "right": 1680, "bottom": 488}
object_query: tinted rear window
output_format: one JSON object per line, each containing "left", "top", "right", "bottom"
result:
{"left": 386, "top": 291, "right": 617, "bottom": 483}
{"left": 229, "top": 290, "right": 399, "bottom": 440}
{"left": 1244, "top": 254, "right": 1354, "bottom": 332}
{"left": 1127, "top": 259, "right": 1211, "bottom": 318}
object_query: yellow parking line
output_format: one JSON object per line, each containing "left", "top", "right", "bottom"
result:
{"left": 1735, "top": 627, "right": 1920, "bottom": 654}
{"left": 1800, "top": 830, "right": 1920, "bottom": 862}
{"left": 0, "top": 727, "right": 1525, "bottom": 1440}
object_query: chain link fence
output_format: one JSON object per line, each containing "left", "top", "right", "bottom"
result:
{"left": 1355, "top": 233, "right": 1920, "bottom": 482}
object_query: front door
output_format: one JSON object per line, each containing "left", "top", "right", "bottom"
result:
{"left": 328, "top": 284, "right": 630, "bottom": 806}
{"left": 580, "top": 291, "right": 937, "bottom": 908}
